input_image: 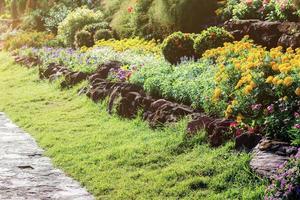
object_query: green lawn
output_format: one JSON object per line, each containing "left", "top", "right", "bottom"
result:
{"left": 0, "top": 52, "right": 266, "bottom": 199}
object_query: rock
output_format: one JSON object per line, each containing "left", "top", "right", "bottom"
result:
{"left": 235, "top": 133, "right": 262, "bottom": 150}
{"left": 278, "top": 33, "right": 300, "bottom": 49}
{"left": 250, "top": 139, "right": 298, "bottom": 178}
{"left": 224, "top": 19, "right": 300, "bottom": 49}
{"left": 187, "top": 116, "right": 232, "bottom": 147}
{"left": 92, "top": 61, "right": 122, "bottom": 80}
{"left": 65, "top": 71, "right": 89, "bottom": 86}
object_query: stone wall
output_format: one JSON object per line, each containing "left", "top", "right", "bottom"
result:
{"left": 224, "top": 19, "right": 300, "bottom": 49}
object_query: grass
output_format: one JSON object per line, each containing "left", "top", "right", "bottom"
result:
{"left": 0, "top": 51, "right": 267, "bottom": 199}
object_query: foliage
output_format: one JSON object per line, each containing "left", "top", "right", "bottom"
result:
{"left": 44, "top": 3, "right": 70, "bottom": 34}
{"left": 109, "top": 0, "right": 218, "bottom": 39}
{"left": 203, "top": 40, "right": 300, "bottom": 143}
{"left": 92, "top": 37, "right": 161, "bottom": 55}
{"left": 130, "top": 59, "right": 215, "bottom": 106}
{"left": 218, "top": 0, "right": 300, "bottom": 21}
{"left": 57, "top": 7, "right": 104, "bottom": 46}
{"left": 94, "top": 29, "right": 113, "bottom": 42}
{"left": 82, "top": 22, "right": 110, "bottom": 35}
{"left": 18, "top": 45, "right": 164, "bottom": 73}
{"left": 194, "top": 27, "right": 234, "bottom": 57}
{"left": 265, "top": 149, "right": 300, "bottom": 200}
{"left": 20, "top": 9, "right": 46, "bottom": 31}
{"left": 74, "top": 30, "right": 94, "bottom": 48}
{"left": 3, "top": 31, "right": 54, "bottom": 50}
{"left": 162, "top": 32, "right": 197, "bottom": 64}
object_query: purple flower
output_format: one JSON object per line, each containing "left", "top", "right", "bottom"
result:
{"left": 267, "top": 104, "right": 274, "bottom": 114}
{"left": 294, "top": 124, "right": 300, "bottom": 129}
{"left": 294, "top": 112, "right": 300, "bottom": 118}
{"left": 251, "top": 104, "right": 262, "bottom": 111}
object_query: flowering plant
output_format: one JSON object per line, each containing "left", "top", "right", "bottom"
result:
{"left": 265, "top": 148, "right": 300, "bottom": 200}
{"left": 204, "top": 39, "right": 300, "bottom": 143}
{"left": 218, "top": 0, "right": 300, "bottom": 21}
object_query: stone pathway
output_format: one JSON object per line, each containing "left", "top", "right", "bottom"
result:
{"left": 0, "top": 112, "right": 94, "bottom": 200}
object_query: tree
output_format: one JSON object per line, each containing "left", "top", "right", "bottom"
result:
{"left": 0, "top": 0, "right": 5, "bottom": 14}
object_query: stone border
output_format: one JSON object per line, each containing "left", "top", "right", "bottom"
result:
{"left": 0, "top": 112, "right": 94, "bottom": 200}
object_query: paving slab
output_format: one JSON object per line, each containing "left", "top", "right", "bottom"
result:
{"left": 0, "top": 112, "right": 94, "bottom": 200}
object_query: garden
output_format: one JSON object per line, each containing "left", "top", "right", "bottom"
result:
{"left": 0, "top": 0, "right": 300, "bottom": 199}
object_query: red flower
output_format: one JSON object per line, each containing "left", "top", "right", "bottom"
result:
{"left": 230, "top": 122, "right": 238, "bottom": 127}
{"left": 235, "top": 128, "right": 243, "bottom": 136}
{"left": 127, "top": 6, "right": 133, "bottom": 13}
{"left": 245, "top": 0, "right": 253, "bottom": 6}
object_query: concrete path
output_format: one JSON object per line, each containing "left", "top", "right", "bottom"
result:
{"left": 0, "top": 112, "right": 94, "bottom": 200}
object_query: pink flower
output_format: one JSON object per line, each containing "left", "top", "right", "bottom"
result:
{"left": 294, "top": 112, "right": 300, "bottom": 118}
{"left": 235, "top": 128, "right": 243, "bottom": 136}
{"left": 127, "top": 6, "right": 133, "bottom": 13}
{"left": 251, "top": 104, "right": 262, "bottom": 111}
{"left": 294, "top": 124, "right": 300, "bottom": 129}
{"left": 267, "top": 104, "right": 274, "bottom": 114}
{"left": 245, "top": 0, "right": 253, "bottom": 6}
{"left": 230, "top": 122, "right": 238, "bottom": 127}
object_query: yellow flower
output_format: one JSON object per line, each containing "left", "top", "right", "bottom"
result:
{"left": 250, "top": 81, "right": 256, "bottom": 88}
{"left": 244, "top": 85, "right": 253, "bottom": 95}
{"left": 295, "top": 88, "right": 300, "bottom": 96}
{"left": 272, "top": 77, "right": 279, "bottom": 85}
{"left": 213, "top": 88, "right": 222, "bottom": 100}
{"left": 283, "top": 76, "right": 293, "bottom": 87}
{"left": 277, "top": 79, "right": 283, "bottom": 85}
{"left": 226, "top": 105, "right": 233, "bottom": 114}
{"left": 266, "top": 76, "right": 274, "bottom": 83}
{"left": 236, "top": 113, "right": 244, "bottom": 123}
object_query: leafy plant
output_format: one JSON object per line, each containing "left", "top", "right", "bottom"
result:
{"left": 83, "top": 22, "right": 110, "bottom": 35}
{"left": 194, "top": 26, "right": 234, "bottom": 57}
{"left": 44, "top": 3, "right": 70, "bottom": 34}
{"left": 94, "top": 29, "right": 114, "bottom": 42}
{"left": 265, "top": 149, "right": 300, "bottom": 200}
{"left": 4, "top": 31, "right": 54, "bottom": 50}
{"left": 57, "top": 7, "right": 104, "bottom": 46}
{"left": 162, "top": 32, "right": 197, "bottom": 64}
{"left": 74, "top": 30, "right": 94, "bottom": 48}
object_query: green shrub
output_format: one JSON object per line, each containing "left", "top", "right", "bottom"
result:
{"left": 83, "top": 22, "right": 110, "bottom": 35}
{"left": 3, "top": 31, "right": 54, "bottom": 50}
{"left": 162, "top": 32, "right": 197, "bottom": 64}
{"left": 20, "top": 9, "right": 46, "bottom": 31}
{"left": 194, "top": 27, "right": 234, "bottom": 56}
{"left": 109, "top": 0, "right": 218, "bottom": 39}
{"left": 74, "top": 30, "right": 94, "bottom": 48}
{"left": 44, "top": 3, "right": 70, "bottom": 34}
{"left": 94, "top": 29, "right": 114, "bottom": 42}
{"left": 57, "top": 7, "right": 103, "bottom": 46}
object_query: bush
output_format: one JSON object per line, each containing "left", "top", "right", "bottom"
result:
{"left": 4, "top": 31, "right": 54, "bottom": 50}
{"left": 94, "top": 29, "right": 114, "bottom": 42}
{"left": 109, "top": 0, "right": 218, "bottom": 39}
{"left": 93, "top": 37, "right": 161, "bottom": 55}
{"left": 57, "top": 7, "right": 104, "bottom": 46}
{"left": 194, "top": 27, "right": 234, "bottom": 56}
{"left": 74, "top": 30, "right": 94, "bottom": 48}
{"left": 162, "top": 32, "right": 197, "bottom": 64}
{"left": 203, "top": 40, "right": 300, "bottom": 143}
{"left": 83, "top": 22, "right": 110, "bottom": 35}
{"left": 44, "top": 3, "right": 70, "bottom": 34}
{"left": 20, "top": 9, "right": 46, "bottom": 31}
{"left": 218, "top": 0, "right": 300, "bottom": 22}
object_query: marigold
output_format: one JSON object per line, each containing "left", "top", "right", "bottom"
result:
{"left": 236, "top": 113, "right": 244, "bottom": 123}
{"left": 283, "top": 76, "right": 293, "bottom": 87}
{"left": 295, "top": 88, "right": 300, "bottom": 96}
{"left": 244, "top": 85, "right": 253, "bottom": 95}
{"left": 266, "top": 76, "right": 274, "bottom": 83}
